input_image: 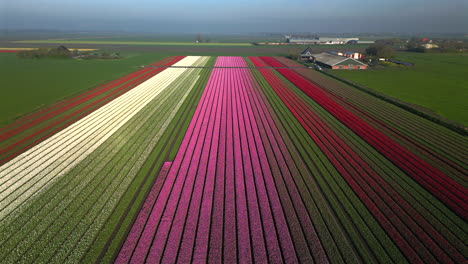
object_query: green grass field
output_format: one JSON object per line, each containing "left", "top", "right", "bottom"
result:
{"left": 0, "top": 46, "right": 301, "bottom": 127}
{"left": 0, "top": 52, "right": 173, "bottom": 126}
{"left": 14, "top": 40, "right": 253, "bottom": 46}
{"left": 332, "top": 52, "right": 468, "bottom": 125}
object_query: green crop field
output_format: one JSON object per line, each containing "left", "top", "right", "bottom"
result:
{"left": 14, "top": 40, "right": 253, "bottom": 46}
{"left": 0, "top": 55, "right": 466, "bottom": 263}
{"left": 0, "top": 46, "right": 299, "bottom": 127}
{"left": 332, "top": 52, "right": 468, "bottom": 125}
{"left": 0, "top": 52, "right": 174, "bottom": 126}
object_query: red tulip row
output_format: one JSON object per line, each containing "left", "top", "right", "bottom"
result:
{"left": 259, "top": 56, "right": 467, "bottom": 219}
{"left": 251, "top": 56, "right": 465, "bottom": 263}
{"left": 273, "top": 57, "right": 467, "bottom": 177}
{"left": 0, "top": 56, "right": 182, "bottom": 135}
{"left": 0, "top": 56, "right": 185, "bottom": 165}
{"left": 316, "top": 86, "right": 466, "bottom": 176}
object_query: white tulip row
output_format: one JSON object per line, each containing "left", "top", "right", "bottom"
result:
{"left": 0, "top": 56, "right": 204, "bottom": 220}
{"left": 0, "top": 60, "right": 206, "bottom": 260}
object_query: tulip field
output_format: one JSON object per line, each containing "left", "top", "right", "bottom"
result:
{"left": 0, "top": 56, "right": 466, "bottom": 263}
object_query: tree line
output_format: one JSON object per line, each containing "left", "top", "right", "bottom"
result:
{"left": 16, "top": 46, "right": 122, "bottom": 60}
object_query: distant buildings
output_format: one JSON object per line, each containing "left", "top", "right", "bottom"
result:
{"left": 286, "top": 36, "right": 360, "bottom": 44}
{"left": 423, "top": 43, "right": 439, "bottom": 49}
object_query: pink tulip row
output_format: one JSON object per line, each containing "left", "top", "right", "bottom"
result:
{"left": 116, "top": 56, "right": 325, "bottom": 263}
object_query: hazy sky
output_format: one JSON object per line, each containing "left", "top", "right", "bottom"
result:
{"left": 2, "top": 0, "right": 468, "bottom": 33}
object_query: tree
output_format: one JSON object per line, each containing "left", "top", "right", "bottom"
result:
{"left": 286, "top": 48, "right": 301, "bottom": 60}
{"left": 406, "top": 38, "right": 425, "bottom": 52}
{"left": 365, "top": 44, "right": 395, "bottom": 60}
{"left": 196, "top": 33, "right": 202, "bottom": 43}
{"left": 375, "top": 38, "right": 402, "bottom": 46}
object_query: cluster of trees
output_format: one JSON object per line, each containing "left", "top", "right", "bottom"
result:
{"left": 286, "top": 48, "right": 303, "bottom": 60}
{"left": 365, "top": 44, "right": 396, "bottom": 60}
{"left": 406, "top": 38, "right": 427, "bottom": 52}
{"left": 75, "top": 51, "right": 122, "bottom": 60}
{"left": 16, "top": 46, "right": 122, "bottom": 60}
{"left": 16, "top": 45, "right": 71, "bottom": 59}
{"left": 195, "top": 33, "right": 211, "bottom": 43}
{"left": 374, "top": 38, "right": 405, "bottom": 46}
{"left": 406, "top": 37, "right": 467, "bottom": 53}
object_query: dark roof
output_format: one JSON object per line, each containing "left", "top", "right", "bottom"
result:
{"left": 389, "top": 60, "right": 414, "bottom": 66}
{"left": 312, "top": 52, "right": 366, "bottom": 66}
{"left": 301, "top": 47, "right": 313, "bottom": 55}
{"left": 57, "top": 45, "right": 70, "bottom": 51}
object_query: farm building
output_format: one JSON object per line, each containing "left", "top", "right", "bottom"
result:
{"left": 424, "top": 43, "right": 439, "bottom": 49}
{"left": 343, "top": 51, "right": 364, "bottom": 59}
{"left": 286, "top": 36, "right": 360, "bottom": 44}
{"left": 300, "top": 47, "right": 314, "bottom": 60}
{"left": 318, "top": 37, "right": 359, "bottom": 44}
{"left": 327, "top": 52, "right": 364, "bottom": 60}
{"left": 312, "top": 52, "right": 367, "bottom": 69}
{"left": 288, "top": 38, "right": 319, "bottom": 44}
{"left": 328, "top": 51, "right": 344, "bottom": 56}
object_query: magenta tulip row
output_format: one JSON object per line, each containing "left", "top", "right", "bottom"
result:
{"left": 116, "top": 56, "right": 323, "bottom": 263}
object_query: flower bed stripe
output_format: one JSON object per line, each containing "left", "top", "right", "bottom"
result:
{"left": 270, "top": 63, "right": 467, "bottom": 249}
{"left": 0, "top": 57, "right": 201, "bottom": 221}
{"left": 0, "top": 56, "right": 180, "bottom": 135}
{"left": 0, "top": 57, "right": 185, "bottom": 165}
{"left": 274, "top": 57, "right": 467, "bottom": 173}
{"left": 117, "top": 57, "right": 331, "bottom": 263}
{"left": 259, "top": 56, "right": 467, "bottom": 220}
{"left": 249, "top": 57, "right": 407, "bottom": 263}
{"left": 251, "top": 56, "right": 466, "bottom": 263}
{"left": 0, "top": 57, "right": 211, "bottom": 264}
{"left": 115, "top": 162, "right": 172, "bottom": 264}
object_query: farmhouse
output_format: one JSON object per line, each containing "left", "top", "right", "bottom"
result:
{"left": 312, "top": 52, "right": 367, "bottom": 69}
{"left": 300, "top": 47, "right": 314, "bottom": 60}
{"left": 343, "top": 51, "right": 364, "bottom": 60}
{"left": 328, "top": 51, "right": 344, "bottom": 56}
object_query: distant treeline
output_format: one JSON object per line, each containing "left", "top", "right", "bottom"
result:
{"left": 16, "top": 46, "right": 72, "bottom": 59}
{"left": 16, "top": 46, "right": 122, "bottom": 60}
{"left": 374, "top": 38, "right": 468, "bottom": 53}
